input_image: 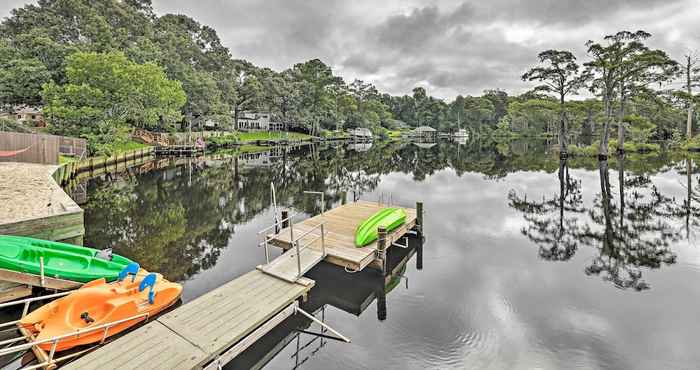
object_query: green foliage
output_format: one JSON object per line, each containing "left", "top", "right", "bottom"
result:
{"left": 42, "top": 51, "right": 185, "bottom": 154}
{"left": 623, "top": 114, "right": 655, "bottom": 143}
{"left": 0, "top": 0, "right": 693, "bottom": 152}
{"left": 681, "top": 135, "right": 700, "bottom": 152}
{"left": 207, "top": 134, "right": 239, "bottom": 148}
{"left": 0, "top": 41, "right": 51, "bottom": 107}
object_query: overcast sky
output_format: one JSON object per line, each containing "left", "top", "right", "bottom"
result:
{"left": 2, "top": 0, "right": 700, "bottom": 99}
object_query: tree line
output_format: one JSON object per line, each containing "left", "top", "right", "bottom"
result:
{"left": 0, "top": 1, "right": 698, "bottom": 155}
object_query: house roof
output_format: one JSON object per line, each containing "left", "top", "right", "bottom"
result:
{"left": 9, "top": 105, "right": 43, "bottom": 115}
{"left": 414, "top": 126, "right": 437, "bottom": 132}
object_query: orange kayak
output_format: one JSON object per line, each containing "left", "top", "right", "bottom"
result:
{"left": 19, "top": 264, "right": 182, "bottom": 352}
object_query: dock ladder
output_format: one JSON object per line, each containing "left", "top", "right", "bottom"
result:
{"left": 256, "top": 211, "right": 326, "bottom": 285}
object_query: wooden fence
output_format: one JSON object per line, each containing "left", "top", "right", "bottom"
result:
{"left": 0, "top": 132, "right": 86, "bottom": 165}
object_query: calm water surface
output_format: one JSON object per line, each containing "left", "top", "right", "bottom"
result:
{"left": 82, "top": 141, "right": 700, "bottom": 370}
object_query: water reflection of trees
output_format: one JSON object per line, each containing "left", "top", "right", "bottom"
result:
{"left": 578, "top": 158, "right": 678, "bottom": 290}
{"left": 509, "top": 155, "right": 682, "bottom": 291}
{"left": 508, "top": 159, "right": 585, "bottom": 261}
{"left": 83, "top": 139, "right": 693, "bottom": 286}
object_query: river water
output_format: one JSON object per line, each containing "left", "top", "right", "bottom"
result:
{"left": 81, "top": 140, "right": 700, "bottom": 370}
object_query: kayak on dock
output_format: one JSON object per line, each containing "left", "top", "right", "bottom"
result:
{"left": 0, "top": 235, "right": 133, "bottom": 283}
{"left": 355, "top": 207, "right": 407, "bottom": 247}
{"left": 19, "top": 263, "right": 182, "bottom": 352}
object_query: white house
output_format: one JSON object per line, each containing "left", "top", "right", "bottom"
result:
{"left": 349, "top": 127, "right": 373, "bottom": 140}
{"left": 237, "top": 112, "right": 284, "bottom": 131}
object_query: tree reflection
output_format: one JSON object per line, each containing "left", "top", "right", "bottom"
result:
{"left": 82, "top": 140, "right": 688, "bottom": 288}
{"left": 655, "top": 158, "right": 700, "bottom": 239}
{"left": 509, "top": 154, "right": 681, "bottom": 291}
{"left": 508, "top": 159, "right": 585, "bottom": 261}
{"left": 578, "top": 158, "right": 678, "bottom": 290}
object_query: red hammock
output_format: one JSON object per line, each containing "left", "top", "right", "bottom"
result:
{"left": 0, "top": 145, "right": 33, "bottom": 158}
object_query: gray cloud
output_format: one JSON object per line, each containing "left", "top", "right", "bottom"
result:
{"left": 2, "top": 0, "right": 699, "bottom": 99}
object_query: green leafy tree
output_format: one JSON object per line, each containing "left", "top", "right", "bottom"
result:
{"left": 522, "top": 50, "right": 589, "bottom": 157}
{"left": 0, "top": 41, "right": 51, "bottom": 108}
{"left": 43, "top": 51, "right": 185, "bottom": 154}
{"left": 585, "top": 30, "right": 677, "bottom": 157}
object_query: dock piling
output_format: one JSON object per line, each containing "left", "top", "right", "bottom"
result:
{"left": 378, "top": 226, "right": 387, "bottom": 274}
{"left": 416, "top": 201, "right": 423, "bottom": 237}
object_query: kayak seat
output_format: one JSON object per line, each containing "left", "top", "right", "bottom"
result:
{"left": 139, "top": 273, "right": 157, "bottom": 304}
{"left": 118, "top": 263, "right": 140, "bottom": 283}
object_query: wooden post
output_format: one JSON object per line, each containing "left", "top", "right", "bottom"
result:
{"left": 378, "top": 226, "right": 387, "bottom": 274}
{"left": 281, "top": 210, "right": 289, "bottom": 228}
{"left": 416, "top": 201, "right": 423, "bottom": 237}
{"left": 416, "top": 243, "right": 423, "bottom": 271}
{"left": 376, "top": 286, "right": 387, "bottom": 321}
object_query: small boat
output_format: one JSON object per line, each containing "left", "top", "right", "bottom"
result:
{"left": 355, "top": 208, "right": 407, "bottom": 247}
{"left": 19, "top": 263, "right": 182, "bottom": 351}
{"left": 0, "top": 235, "right": 133, "bottom": 283}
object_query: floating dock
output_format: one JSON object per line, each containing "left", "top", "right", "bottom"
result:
{"left": 269, "top": 200, "right": 420, "bottom": 272}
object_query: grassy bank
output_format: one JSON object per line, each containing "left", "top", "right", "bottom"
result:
{"left": 208, "top": 131, "right": 313, "bottom": 148}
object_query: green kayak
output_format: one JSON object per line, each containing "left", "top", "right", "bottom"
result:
{"left": 355, "top": 207, "right": 407, "bottom": 247}
{"left": 0, "top": 235, "right": 133, "bottom": 283}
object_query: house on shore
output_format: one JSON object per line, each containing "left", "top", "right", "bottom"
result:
{"left": 0, "top": 106, "right": 45, "bottom": 127}
{"left": 237, "top": 112, "right": 284, "bottom": 131}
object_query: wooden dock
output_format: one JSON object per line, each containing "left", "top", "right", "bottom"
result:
{"left": 154, "top": 144, "right": 205, "bottom": 156}
{"left": 0, "top": 163, "right": 84, "bottom": 245}
{"left": 38, "top": 200, "right": 422, "bottom": 369}
{"left": 0, "top": 281, "right": 31, "bottom": 304}
{"left": 63, "top": 270, "right": 314, "bottom": 370}
{"left": 269, "top": 200, "right": 420, "bottom": 272}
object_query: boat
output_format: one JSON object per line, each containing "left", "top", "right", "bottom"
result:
{"left": 0, "top": 235, "right": 133, "bottom": 283}
{"left": 19, "top": 263, "right": 182, "bottom": 351}
{"left": 355, "top": 208, "right": 407, "bottom": 247}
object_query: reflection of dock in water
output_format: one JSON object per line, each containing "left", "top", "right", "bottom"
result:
{"left": 227, "top": 239, "right": 423, "bottom": 370}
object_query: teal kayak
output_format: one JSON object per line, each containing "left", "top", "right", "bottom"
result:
{"left": 355, "top": 208, "right": 407, "bottom": 247}
{"left": 0, "top": 235, "right": 133, "bottom": 283}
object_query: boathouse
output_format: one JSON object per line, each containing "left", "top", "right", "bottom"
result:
{"left": 413, "top": 125, "right": 437, "bottom": 140}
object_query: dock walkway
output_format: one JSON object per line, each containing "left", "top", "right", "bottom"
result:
{"left": 64, "top": 270, "right": 314, "bottom": 370}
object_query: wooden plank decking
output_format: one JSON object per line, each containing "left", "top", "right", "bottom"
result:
{"left": 0, "top": 280, "right": 31, "bottom": 303}
{"left": 0, "top": 162, "right": 84, "bottom": 244}
{"left": 64, "top": 270, "right": 314, "bottom": 370}
{"left": 257, "top": 246, "right": 324, "bottom": 284}
{"left": 270, "top": 200, "right": 417, "bottom": 271}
